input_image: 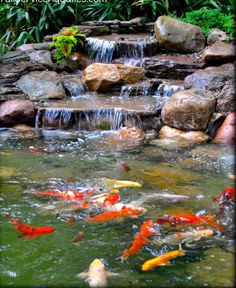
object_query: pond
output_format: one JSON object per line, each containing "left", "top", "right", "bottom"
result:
{"left": 0, "top": 130, "right": 235, "bottom": 287}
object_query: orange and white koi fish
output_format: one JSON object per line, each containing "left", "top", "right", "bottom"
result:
{"left": 86, "top": 205, "right": 145, "bottom": 223}
{"left": 29, "top": 146, "right": 44, "bottom": 153}
{"left": 141, "top": 249, "right": 185, "bottom": 271}
{"left": 32, "top": 189, "right": 94, "bottom": 201}
{"left": 122, "top": 220, "right": 158, "bottom": 260}
{"left": 153, "top": 229, "right": 215, "bottom": 247}
{"left": 9, "top": 218, "right": 55, "bottom": 238}
{"left": 73, "top": 231, "right": 85, "bottom": 245}
{"left": 77, "top": 259, "right": 118, "bottom": 288}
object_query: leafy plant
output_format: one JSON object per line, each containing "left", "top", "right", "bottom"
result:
{"left": 132, "top": 0, "right": 168, "bottom": 19}
{"left": 0, "top": 1, "right": 80, "bottom": 51}
{"left": 180, "top": 8, "right": 234, "bottom": 38}
{"left": 50, "top": 26, "right": 86, "bottom": 63}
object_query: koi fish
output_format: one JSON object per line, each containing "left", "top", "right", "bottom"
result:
{"left": 153, "top": 229, "right": 215, "bottom": 247}
{"left": 9, "top": 218, "right": 55, "bottom": 238}
{"left": 103, "top": 178, "right": 142, "bottom": 188}
{"left": 86, "top": 206, "right": 144, "bottom": 223}
{"left": 214, "top": 187, "right": 235, "bottom": 206}
{"left": 120, "top": 162, "right": 131, "bottom": 172}
{"left": 32, "top": 189, "right": 86, "bottom": 201}
{"left": 156, "top": 213, "right": 222, "bottom": 230}
{"left": 77, "top": 259, "right": 118, "bottom": 288}
{"left": 141, "top": 248, "right": 185, "bottom": 271}
{"left": 73, "top": 231, "right": 85, "bottom": 245}
{"left": 122, "top": 220, "right": 158, "bottom": 260}
{"left": 29, "top": 146, "right": 44, "bottom": 153}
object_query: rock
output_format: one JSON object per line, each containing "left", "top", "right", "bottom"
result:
{"left": 60, "top": 74, "right": 87, "bottom": 96}
{"left": 82, "top": 63, "right": 145, "bottom": 92}
{"left": 207, "top": 112, "right": 226, "bottom": 138}
{"left": 143, "top": 54, "right": 205, "bottom": 80}
{"left": 216, "top": 80, "right": 235, "bottom": 113}
{"left": 203, "top": 42, "right": 235, "bottom": 63}
{"left": 212, "top": 112, "right": 235, "bottom": 145}
{"left": 17, "top": 42, "right": 51, "bottom": 51}
{"left": 154, "top": 16, "right": 206, "bottom": 53}
{"left": 11, "top": 124, "right": 41, "bottom": 139}
{"left": 17, "top": 71, "right": 67, "bottom": 100}
{"left": 28, "top": 51, "right": 54, "bottom": 68}
{"left": 207, "top": 30, "right": 228, "bottom": 45}
{"left": 0, "top": 51, "right": 30, "bottom": 64}
{"left": 60, "top": 25, "right": 110, "bottom": 37}
{"left": 184, "top": 63, "right": 235, "bottom": 91}
{"left": 159, "top": 125, "right": 209, "bottom": 143}
{"left": 161, "top": 89, "right": 216, "bottom": 131}
{"left": 0, "top": 100, "right": 35, "bottom": 126}
{"left": 116, "top": 127, "right": 145, "bottom": 140}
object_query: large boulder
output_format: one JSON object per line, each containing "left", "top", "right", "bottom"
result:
{"left": 82, "top": 63, "right": 145, "bottom": 92}
{"left": 184, "top": 63, "right": 235, "bottom": 91}
{"left": 161, "top": 89, "right": 216, "bottom": 131}
{"left": 207, "top": 29, "right": 228, "bottom": 45}
{"left": 159, "top": 125, "right": 209, "bottom": 143}
{"left": 212, "top": 112, "right": 235, "bottom": 145}
{"left": 17, "top": 71, "right": 66, "bottom": 100}
{"left": 203, "top": 42, "right": 235, "bottom": 63}
{"left": 0, "top": 100, "right": 35, "bottom": 126}
{"left": 216, "top": 79, "right": 235, "bottom": 113}
{"left": 154, "top": 16, "right": 206, "bottom": 53}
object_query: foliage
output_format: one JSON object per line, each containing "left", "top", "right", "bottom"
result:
{"left": 50, "top": 26, "right": 86, "bottom": 63}
{"left": 83, "top": 0, "right": 133, "bottom": 21}
{"left": 0, "top": 1, "right": 80, "bottom": 52}
{"left": 180, "top": 8, "right": 235, "bottom": 38}
{"left": 132, "top": 0, "right": 168, "bottom": 19}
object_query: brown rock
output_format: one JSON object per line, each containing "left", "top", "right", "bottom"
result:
{"left": 0, "top": 100, "right": 35, "bottom": 126}
{"left": 216, "top": 80, "right": 235, "bottom": 113}
{"left": 159, "top": 125, "right": 209, "bottom": 143}
{"left": 154, "top": 16, "right": 206, "bottom": 53}
{"left": 82, "top": 63, "right": 145, "bottom": 92}
{"left": 161, "top": 89, "right": 216, "bottom": 131}
{"left": 212, "top": 112, "right": 235, "bottom": 145}
{"left": 207, "top": 30, "right": 228, "bottom": 45}
{"left": 203, "top": 42, "right": 235, "bottom": 62}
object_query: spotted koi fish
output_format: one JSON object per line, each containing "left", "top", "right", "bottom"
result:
{"left": 214, "top": 187, "right": 235, "bottom": 206}
{"left": 9, "top": 219, "right": 55, "bottom": 238}
{"left": 33, "top": 189, "right": 94, "bottom": 201}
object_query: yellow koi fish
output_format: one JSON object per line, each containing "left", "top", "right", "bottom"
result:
{"left": 77, "top": 259, "right": 118, "bottom": 288}
{"left": 141, "top": 249, "right": 185, "bottom": 271}
{"left": 103, "top": 178, "right": 142, "bottom": 188}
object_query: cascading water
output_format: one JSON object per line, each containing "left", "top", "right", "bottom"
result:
{"left": 155, "top": 83, "right": 184, "bottom": 97}
{"left": 120, "top": 82, "right": 151, "bottom": 97}
{"left": 67, "top": 82, "right": 88, "bottom": 97}
{"left": 119, "top": 42, "right": 146, "bottom": 67}
{"left": 86, "top": 38, "right": 116, "bottom": 63}
{"left": 35, "top": 108, "right": 142, "bottom": 131}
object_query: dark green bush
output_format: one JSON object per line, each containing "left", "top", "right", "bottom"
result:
{"left": 180, "top": 8, "right": 234, "bottom": 38}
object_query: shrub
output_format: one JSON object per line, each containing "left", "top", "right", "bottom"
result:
{"left": 50, "top": 26, "right": 86, "bottom": 63}
{"left": 180, "top": 8, "right": 234, "bottom": 38}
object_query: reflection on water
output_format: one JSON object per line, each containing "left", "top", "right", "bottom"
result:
{"left": 0, "top": 132, "right": 235, "bottom": 287}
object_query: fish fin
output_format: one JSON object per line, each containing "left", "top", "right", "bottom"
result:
{"left": 77, "top": 272, "right": 88, "bottom": 279}
{"left": 106, "top": 272, "right": 119, "bottom": 277}
{"left": 159, "top": 261, "right": 170, "bottom": 266}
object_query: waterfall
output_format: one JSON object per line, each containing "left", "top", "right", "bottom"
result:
{"left": 67, "top": 82, "right": 88, "bottom": 97}
{"left": 120, "top": 82, "right": 151, "bottom": 97}
{"left": 35, "top": 108, "right": 142, "bottom": 131}
{"left": 118, "top": 42, "right": 146, "bottom": 67}
{"left": 155, "top": 83, "right": 184, "bottom": 97}
{"left": 86, "top": 38, "right": 116, "bottom": 63}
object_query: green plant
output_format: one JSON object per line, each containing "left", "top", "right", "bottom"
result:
{"left": 50, "top": 26, "right": 86, "bottom": 63}
{"left": 0, "top": 1, "right": 81, "bottom": 51}
{"left": 132, "top": 0, "right": 168, "bottom": 19}
{"left": 180, "top": 8, "right": 234, "bottom": 38}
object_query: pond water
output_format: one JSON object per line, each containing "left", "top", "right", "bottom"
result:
{"left": 0, "top": 130, "right": 235, "bottom": 287}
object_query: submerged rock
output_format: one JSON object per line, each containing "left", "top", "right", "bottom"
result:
{"left": 159, "top": 125, "right": 209, "bottom": 143}
{"left": 161, "top": 89, "right": 216, "bottom": 131}
{"left": 154, "top": 16, "right": 206, "bottom": 53}
{"left": 0, "top": 100, "right": 35, "bottom": 127}
{"left": 212, "top": 112, "right": 235, "bottom": 145}
{"left": 17, "top": 71, "right": 66, "bottom": 100}
{"left": 82, "top": 63, "right": 145, "bottom": 93}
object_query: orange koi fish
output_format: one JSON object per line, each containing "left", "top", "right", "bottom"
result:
{"left": 213, "top": 187, "right": 235, "bottom": 206}
{"left": 29, "top": 146, "right": 44, "bottom": 153}
{"left": 102, "top": 194, "right": 120, "bottom": 207}
{"left": 33, "top": 189, "right": 86, "bottom": 201}
{"left": 9, "top": 219, "right": 55, "bottom": 238}
{"left": 121, "top": 162, "right": 131, "bottom": 172}
{"left": 141, "top": 248, "right": 185, "bottom": 271}
{"left": 86, "top": 206, "right": 144, "bottom": 223}
{"left": 156, "top": 213, "right": 222, "bottom": 231}
{"left": 122, "top": 220, "right": 157, "bottom": 260}
{"left": 73, "top": 231, "right": 85, "bottom": 245}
